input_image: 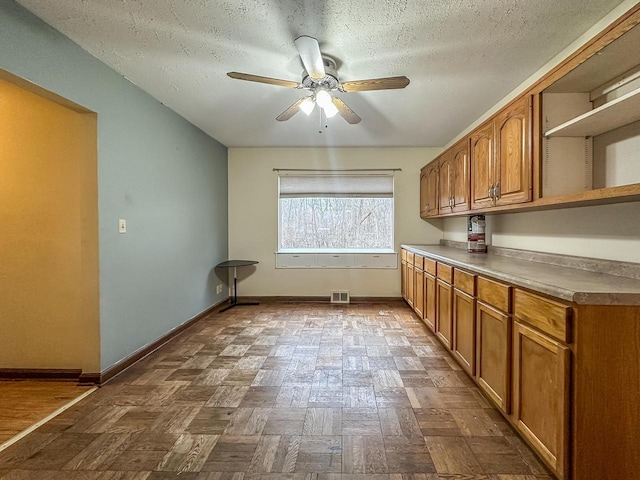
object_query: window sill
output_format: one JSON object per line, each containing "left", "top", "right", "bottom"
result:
{"left": 277, "top": 248, "right": 396, "bottom": 254}
{"left": 275, "top": 251, "right": 398, "bottom": 269}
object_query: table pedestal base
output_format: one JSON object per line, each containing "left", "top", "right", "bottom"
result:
{"left": 218, "top": 265, "right": 260, "bottom": 312}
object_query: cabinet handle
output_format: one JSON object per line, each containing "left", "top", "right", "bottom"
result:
{"left": 495, "top": 182, "right": 500, "bottom": 199}
{"left": 488, "top": 186, "right": 493, "bottom": 198}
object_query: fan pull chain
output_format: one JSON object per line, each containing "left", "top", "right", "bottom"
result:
{"left": 318, "top": 108, "right": 329, "bottom": 134}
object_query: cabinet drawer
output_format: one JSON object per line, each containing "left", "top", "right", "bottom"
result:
{"left": 454, "top": 269, "right": 476, "bottom": 295}
{"left": 406, "top": 251, "right": 414, "bottom": 265}
{"left": 355, "top": 253, "right": 397, "bottom": 269}
{"left": 317, "top": 254, "right": 355, "bottom": 268}
{"left": 424, "top": 258, "right": 437, "bottom": 275}
{"left": 414, "top": 254, "right": 424, "bottom": 271}
{"left": 437, "top": 263, "right": 453, "bottom": 284}
{"left": 477, "top": 276, "right": 511, "bottom": 312}
{"left": 401, "top": 249, "right": 407, "bottom": 261}
{"left": 514, "top": 289, "right": 572, "bottom": 343}
{"left": 276, "top": 253, "right": 316, "bottom": 268}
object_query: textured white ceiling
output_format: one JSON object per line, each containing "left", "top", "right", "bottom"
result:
{"left": 17, "top": 0, "right": 626, "bottom": 147}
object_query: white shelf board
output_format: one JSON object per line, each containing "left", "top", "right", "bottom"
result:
{"left": 545, "top": 86, "right": 640, "bottom": 138}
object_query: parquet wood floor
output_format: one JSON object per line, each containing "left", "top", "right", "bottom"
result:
{"left": 0, "top": 302, "right": 553, "bottom": 479}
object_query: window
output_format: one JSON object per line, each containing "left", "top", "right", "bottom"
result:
{"left": 278, "top": 173, "right": 394, "bottom": 251}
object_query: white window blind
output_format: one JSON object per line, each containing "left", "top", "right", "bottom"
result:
{"left": 277, "top": 172, "right": 395, "bottom": 251}
{"left": 279, "top": 174, "right": 394, "bottom": 198}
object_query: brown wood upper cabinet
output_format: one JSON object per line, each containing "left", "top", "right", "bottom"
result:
{"left": 494, "top": 95, "right": 533, "bottom": 206}
{"left": 421, "top": 9, "right": 640, "bottom": 218}
{"left": 470, "top": 96, "right": 533, "bottom": 210}
{"left": 425, "top": 96, "right": 531, "bottom": 217}
{"left": 439, "top": 140, "right": 470, "bottom": 214}
{"left": 420, "top": 162, "right": 439, "bottom": 218}
{"left": 470, "top": 121, "right": 494, "bottom": 210}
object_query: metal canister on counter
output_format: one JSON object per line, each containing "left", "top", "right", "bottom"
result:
{"left": 467, "top": 215, "right": 487, "bottom": 253}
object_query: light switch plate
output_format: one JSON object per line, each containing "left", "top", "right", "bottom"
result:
{"left": 118, "top": 219, "right": 127, "bottom": 234}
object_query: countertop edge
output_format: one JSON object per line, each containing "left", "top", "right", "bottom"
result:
{"left": 401, "top": 244, "right": 640, "bottom": 306}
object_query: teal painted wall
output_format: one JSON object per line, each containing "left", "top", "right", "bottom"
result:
{"left": 0, "top": 1, "right": 229, "bottom": 371}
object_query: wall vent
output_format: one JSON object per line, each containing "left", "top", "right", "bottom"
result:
{"left": 331, "top": 291, "right": 350, "bottom": 304}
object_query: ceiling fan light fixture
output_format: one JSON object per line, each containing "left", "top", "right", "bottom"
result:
{"left": 315, "top": 89, "right": 333, "bottom": 109}
{"left": 300, "top": 96, "right": 315, "bottom": 115}
{"left": 323, "top": 101, "right": 339, "bottom": 118}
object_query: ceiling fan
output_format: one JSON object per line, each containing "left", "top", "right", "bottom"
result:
{"left": 227, "top": 35, "right": 410, "bottom": 124}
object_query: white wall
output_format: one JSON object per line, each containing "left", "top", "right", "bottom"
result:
{"left": 229, "top": 147, "right": 442, "bottom": 297}
{"left": 444, "top": 201, "right": 640, "bottom": 263}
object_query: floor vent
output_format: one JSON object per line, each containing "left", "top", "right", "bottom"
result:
{"left": 331, "top": 291, "right": 350, "bottom": 304}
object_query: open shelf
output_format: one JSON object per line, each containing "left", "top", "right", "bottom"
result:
{"left": 544, "top": 86, "right": 640, "bottom": 138}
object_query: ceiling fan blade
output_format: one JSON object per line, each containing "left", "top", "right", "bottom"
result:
{"left": 294, "top": 35, "right": 326, "bottom": 80}
{"left": 341, "top": 76, "right": 410, "bottom": 92}
{"left": 276, "top": 97, "right": 306, "bottom": 121}
{"left": 332, "top": 97, "right": 361, "bottom": 124}
{"left": 227, "top": 72, "right": 301, "bottom": 89}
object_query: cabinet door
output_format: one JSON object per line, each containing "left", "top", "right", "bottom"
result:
{"left": 470, "top": 121, "right": 495, "bottom": 210}
{"left": 449, "top": 139, "right": 470, "bottom": 213}
{"left": 512, "top": 321, "right": 570, "bottom": 479}
{"left": 407, "top": 263, "right": 415, "bottom": 308}
{"left": 476, "top": 301, "right": 511, "bottom": 413}
{"left": 420, "top": 168, "right": 429, "bottom": 217}
{"left": 436, "top": 279, "right": 453, "bottom": 349}
{"left": 415, "top": 267, "right": 424, "bottom": 318}
{"left": 424, "top": 272, "right": 437, "bottom": 333}
{"left": 453, "top": 289, "right": 475, "bottom": 375}
{"left": 426, "top": 165, "right": 439, "bottom": 217}
{"left": 438, "top": 154, "right": 453, "bottom": 215}
{"left": 401, "top": 260, "right": 407, "bottom": 301}
{"left": 494, "top": 95, "right": 532, "bottom": 206}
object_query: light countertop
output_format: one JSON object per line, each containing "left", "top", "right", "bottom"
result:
{"left": 402, "top": 244, "right": 640, "bottom": 305}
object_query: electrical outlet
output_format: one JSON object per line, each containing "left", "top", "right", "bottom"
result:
{"left": 216, "top": 284, "right": 223, "bottom": 294}
{"left": 118, "top": 219, "right": 127, "bottom": 234}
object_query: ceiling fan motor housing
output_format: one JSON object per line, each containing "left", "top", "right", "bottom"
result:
{"left": 302, "top": 56, "right": 340, "bottom": 90}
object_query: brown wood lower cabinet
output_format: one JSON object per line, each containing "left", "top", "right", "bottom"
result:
{"left": 436, "top": 279, "right": 453, "bottom": 349}
{"left": 476, "top": 301, "right": 511, "bottom": 413}
{"left": 407, "top": 262, "right": 415, "bottom": 308}
{"left": 512, "top": 320, "right": 570, "bottom": 479}
{"left": 453, "top": 288, "right": 475, "bottom": 375}
{"left": 401, "top": 258, "right": 407, "bottom": 301}
{"left": 400, "top": 256, "right": 407, "bottom": 300}
{"left": 400, "top": 247, "right": 640, "bottom": 480}
{"left": 415, "top": 264, "right": 424, "bottom": 318}
{"left": 424, "top": 271, "right": 437, "bottom": 332}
